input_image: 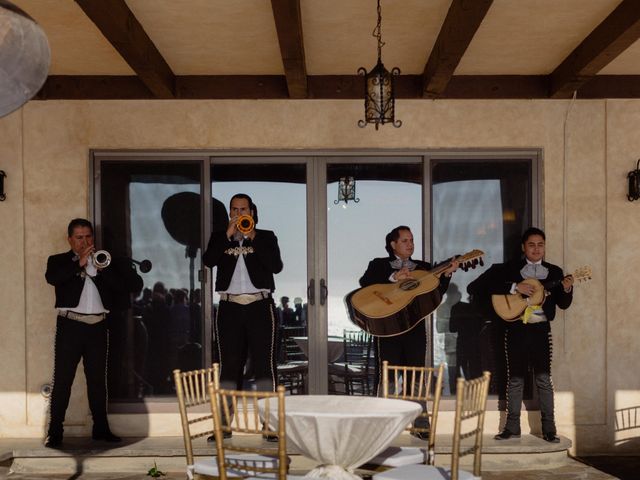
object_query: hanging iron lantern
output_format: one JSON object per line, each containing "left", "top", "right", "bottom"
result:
{"left": 358, "top": 0, "right": 401, "bottom": 130}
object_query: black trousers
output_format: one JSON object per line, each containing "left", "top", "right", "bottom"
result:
{"left": 377, "top": 321, "right": 427, "bottom": 368}
{"left": 377, "top": 322, "right": 428, "bottom": 427}
{"left": 215, "top": 298, "right": 277, "bottom": 392}
{"left": 504, "top": 321, "right": 556, "bottom": 435}
{"left": 48, "top": 316, "right": 110, "bottom": 436}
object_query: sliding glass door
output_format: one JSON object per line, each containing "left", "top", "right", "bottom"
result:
{"left": 94, "top": 150, "right": 539, "bottom": 402}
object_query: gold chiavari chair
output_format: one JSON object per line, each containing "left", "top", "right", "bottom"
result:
{"left": 173, "top": 364, "right": 220, "bottom": 479}
{"left": 367, "top": 361, "right": 444, "bottom": 468}
{"left": 373, "top": 371, "right": 492, "bottom": 480}
{"left": 208, "top": 384, "right": 310, "bottom": 480}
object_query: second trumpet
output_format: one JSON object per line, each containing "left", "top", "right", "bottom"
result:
{"left": 236, "top": 214, "right": 255, "bottom": 235}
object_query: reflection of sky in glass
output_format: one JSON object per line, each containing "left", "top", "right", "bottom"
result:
{"left": 130, "top": 183, "right": 200, "bottom": 293}
{"left": 328, "top": 180, "right": 422, "bottom": 336}
{"left": 432, "top": 179, "right": 504, "bottom": 391}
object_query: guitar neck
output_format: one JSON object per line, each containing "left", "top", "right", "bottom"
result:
{"left": 429, "top": 262, "right": 451, "bottom": 277}
{"left": 428, "top": 250, "right": 484, "bottom": 276}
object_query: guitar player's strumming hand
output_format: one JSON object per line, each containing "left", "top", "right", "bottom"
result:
{"left": 392, "top": 267, "right": 412, "bottom": 281}
{"left": 515, "top": 281, "right": 535, "bottom": 296}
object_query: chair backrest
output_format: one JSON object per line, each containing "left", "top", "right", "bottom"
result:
{"left": 451, "top": 371, "right": 491, "bottom": 480}
{"left": 343, "top": 329, "right": 372, "bottom": 366}
{"left": 381, "top": 361, "right": 444, "bottom": 464}
{"left": 208, "top": 384, "right": 288, "bottom": 480}
{"left": 173, "top": 363, "right": 220, "bottom": 466}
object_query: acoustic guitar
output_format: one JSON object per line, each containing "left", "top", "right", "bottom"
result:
{"left": 347, "top": 250, "right": 485, "bottom": 337}
{"left": 491, "top": 265, "right": 592, "bottom": 322}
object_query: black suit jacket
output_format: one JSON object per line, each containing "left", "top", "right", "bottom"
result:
{"left": 45, "top": 250, "right": 141, "bottom": 310}
{"left": 467, "top": 259, "right": 572, "bottom": 321}
{"left": 359, "top": 257, "right": 451, "bottom": 296}
{"left": 202, "top": 229, "right": 283, "bottom": 292}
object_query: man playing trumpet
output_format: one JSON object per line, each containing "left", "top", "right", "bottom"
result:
{"left": 203, "top": 194, "right": 283, "bottom": 440}
{"left": 44, "top": 218, "right": 141, "bottom": 448}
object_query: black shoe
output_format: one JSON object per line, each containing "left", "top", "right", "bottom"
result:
{"left": 410, "top": 429, "right": 430, "bottom": 440}
{"left": 494, "top": 430, "right": 521, "bottom": 440}
{"left": 44, "top": 435, "right": 63, "bottom": 448}
{"left": 263, "top": 433, "right": 278, "bottom": 443}
{"left": 542, "top": 433, "right": 560, "bottom": 443}
{"left": 207, "top": 431, "right": 232, "bottom": 442}
{"left": 92, "top": 431, "right": 122, "bottom": 443}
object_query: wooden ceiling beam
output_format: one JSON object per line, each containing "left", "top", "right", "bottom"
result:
{"left": 74, "top": 0, "right": 175, "bottom": 98}
{"left": 549, "top": 0, "right": 640, "bottom": 99}
{"left": 32, "top": 75, "right": 590, "bottom": 100}
{"left": 270, "top": 0, "right": 308, "bottom": 98}
{"left": 422, "top": 0, "right": 493, "bottom": 98}
{"left": 36, "top": 76, "right": 155, "bottom": 100}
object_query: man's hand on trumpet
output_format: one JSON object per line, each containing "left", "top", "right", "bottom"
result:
{"left": 78, "top": 243, "right": 94, "bottom": 268}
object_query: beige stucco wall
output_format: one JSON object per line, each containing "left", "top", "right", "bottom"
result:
{"left": 0, "top": 99, "right": 637, "bottom": 454}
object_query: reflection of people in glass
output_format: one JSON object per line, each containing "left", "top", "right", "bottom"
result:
{"left": 293, "top": 296, "right": 307, "bottom": 327}
{"left": 435, "top": 284, "right": 462, "bottom": 394}
{"left": 203, "top": 193, "right": 283, "bottom": 426}
{"left": 276, "top": 296, "right": 296, "bottom": 326}
{"left": 467, "top": 227, "right": 573, "bottom": 443}
{"left": 359, "top": 225, "right": 458, "bottom": 438}
{"left": 448, "top": 289, "right": 489, "bottom": 382}
{"left": 44, "top": 218, "right": 141, "bottom": 448}
{"left": 143, "top": 282, "right": 171, "bottom": 394}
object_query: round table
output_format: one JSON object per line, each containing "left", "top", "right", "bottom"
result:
{"left": 259, "top": 395, "right": 421, "bottom": 479}
{"left": 292, "top": 336, "right": 344, "bottom": 363}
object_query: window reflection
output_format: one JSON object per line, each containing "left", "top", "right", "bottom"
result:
{"left": 431, "top": 160, "right": 533, "bottom": 398}
{"left": 100, "top": 162, "right": 203, "bottom": 400}
{"left": 327, "top": 162, "right": 422, "bottom": 396}
{"left": 210, "top": 163, "right": 308, "bottom": 394}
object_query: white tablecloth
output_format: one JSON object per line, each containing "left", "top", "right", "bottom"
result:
{"left": 259, "top": 395, "right": 421, "bottom": 479}
{"left": 292, "top": 336, "right": 344, "bottom": 363}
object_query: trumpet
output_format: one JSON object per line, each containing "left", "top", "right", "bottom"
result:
{"left": 92, "top": 250, "right": 112, "bottom": 269}
{"left": 236, "top": 214, "right": 255, "bottom": 235}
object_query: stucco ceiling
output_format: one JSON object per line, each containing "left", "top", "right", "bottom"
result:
{"left": 10, "top": 0, "right": 640, "bottom": 99}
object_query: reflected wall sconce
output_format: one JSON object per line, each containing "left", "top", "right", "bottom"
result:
{"left": 357, "top": 0, "right": 401, "bottom": 130}
{"left": 0, "top": 170, "right": 6, "bottom": 201}
{"left": 335, "top": 176, "right": 359, "bottom": 205}
{"left": 628, "top": 159, "right": 640, "bottom": 201}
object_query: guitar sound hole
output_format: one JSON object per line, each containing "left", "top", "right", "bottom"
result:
{"left": 399, "top": 279, "right": 419, "bottom": 291}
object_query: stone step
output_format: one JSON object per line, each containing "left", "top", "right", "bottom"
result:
{"left": 1, "top": 434, "right": 572, "bottom": 475}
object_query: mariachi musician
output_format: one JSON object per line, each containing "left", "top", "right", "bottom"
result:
{"left": 359, "top": 225, "right": 458, "bottom": 438}
{"left": 467, "top": 227, "right": 573, "bottom": 443}
{"left": 203, "top": 194, "right": 282, "bottom": 426}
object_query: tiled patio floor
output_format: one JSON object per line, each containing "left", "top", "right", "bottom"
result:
{"left": 3, "top": 457, "right": 638, "bottom": 480}
{"left": 1, "top": 435, "right": 637, "bottom": 479}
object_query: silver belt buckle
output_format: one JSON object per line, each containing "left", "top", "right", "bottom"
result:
{"left": 64, "top": 311, "right": 105, "bottom": 322}
{"left": 223, "top": 292, "right": 267, "bottom": 305}
{"left": 233, "top": 293, "right": 258, "bottom": 305}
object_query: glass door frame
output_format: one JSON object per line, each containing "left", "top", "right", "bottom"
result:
{"left": 91, "top": 150, "right": 211, "bottom": 405}
{"left": 313, "top": 155, "right": 424, "bottom": 393}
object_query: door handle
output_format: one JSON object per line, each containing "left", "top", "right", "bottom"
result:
{"left": 307, "top": 278, "right": 315, "bottom": 306}
{"left": 320, "top": 278, "right": 328, "bottom": 306}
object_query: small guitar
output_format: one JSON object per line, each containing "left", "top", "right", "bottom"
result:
{"left": 491, "top": 266, "right": 592, "bottom": 322}
{"left": 347, "top": 250, "right": 485, "bottom": 337}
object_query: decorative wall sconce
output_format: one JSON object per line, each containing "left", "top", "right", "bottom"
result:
{"left": 335, "top": 176, "right": 359, "bottom": 205}
{"left": 0, "top": 170, "right": 6, "bottom": 201}
{"left": 628, "top": 159, "right": 640, "bottom": 201}
{"left": 357, "top": 0, "right": 401, "bottom": 130}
